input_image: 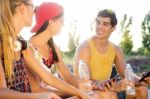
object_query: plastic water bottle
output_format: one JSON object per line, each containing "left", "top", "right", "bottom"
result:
{"left": 125, "top": 64, "right": 135, "bottom": 95}
{"left": 78, "top": 60, "right": 93, "bottom": 94}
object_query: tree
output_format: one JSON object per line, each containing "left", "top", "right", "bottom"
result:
{"left": 141, "top": 11, "right": 150, "bottom": 54}
{"left": 62, "top": 20, "right": 79, "bottom": 58}
{"left": 120, "top": 14, "right": 133, "bottom": 55}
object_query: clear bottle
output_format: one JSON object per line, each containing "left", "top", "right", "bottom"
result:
{"left": 78, "top": 60, "right": 93, "bottom": 94}
{"left": 125, "top": 64, "right": 135, "bottom": 95}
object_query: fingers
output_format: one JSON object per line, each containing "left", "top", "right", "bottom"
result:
{"left": 50, "top": 93, "right": 61, "bottom": 99}
{"left": 144, "top": 77, "right": 150, "bottom": 84}
{"left": 113, "top": 79, "right": 134, "bottom": 92}
{"left": 144, "top": 77, "right": 150, "bottom": 81}
{"left": 103, "top": 79, "right": 116, "bottom": 91}
{"left": 92, "top": 80, "right": 99, "bottom": 90}
{"left": 92, "top": 77, "right": 119, "bottom": 91}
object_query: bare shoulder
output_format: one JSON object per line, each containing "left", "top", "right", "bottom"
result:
{"left": 76, "top": 40, "right": 90, "bottom": 54}
{"left": 22, "top": 45, "right": 35, "bottom": 61}
{"left": 112, "top": 43, "right": 124, "bottom": 54}
{"left": 0, "top": 40, "right": 1, "bottom": 57}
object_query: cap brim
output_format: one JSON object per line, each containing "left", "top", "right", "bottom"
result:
{"left": 31, "top": 23, "right": 42, "bottom": 33}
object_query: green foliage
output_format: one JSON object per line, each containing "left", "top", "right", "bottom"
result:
{"left": 137, "top": 47, "right": 150, "bottom": 56}
{"left": 120, "top": 14, "right": 133, "bottom": 55}
{"left": 141, "top": 11, "right": 150, "bottom": 52}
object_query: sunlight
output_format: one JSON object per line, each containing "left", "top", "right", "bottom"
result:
{"left": 21, "top": 0, "right": 150, "bottom": 51}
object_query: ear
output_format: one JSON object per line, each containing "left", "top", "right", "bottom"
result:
{"left": 18, "top": 4, "right": 25, "bottom": 14}
{"left": 48, "top": 20, "right": 54, "bottom": 27}
{"left": 49, "top": 20, "right": 53, "bottom": 25}
{"left": 112, "top": 26, "right": 116, "bottom": 32}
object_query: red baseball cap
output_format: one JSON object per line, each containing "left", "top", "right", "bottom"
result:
{"left": 31, "top": 2, "right": 63, "bottom": 33}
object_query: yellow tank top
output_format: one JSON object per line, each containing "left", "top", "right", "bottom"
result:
{"left": 88, "top": 39, "right": 115, "bottom": 81}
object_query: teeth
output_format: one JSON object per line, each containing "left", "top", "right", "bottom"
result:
{"left": 98, "top": 31, "right": 103, "bottom": 34}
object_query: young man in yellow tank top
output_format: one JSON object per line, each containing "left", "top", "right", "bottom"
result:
{"left": 75, "top": 9, "right": 150, "bottom": 99}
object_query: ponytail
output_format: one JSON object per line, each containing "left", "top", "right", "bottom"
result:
{"left": 48, "top": 38, "right": 59, "bottom": 62}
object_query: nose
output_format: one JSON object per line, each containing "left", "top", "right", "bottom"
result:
{"left": 96, "top": 23, "right": 104, "bottom": 30}
{"left": 61, "top": 18, "right": 64, "bottom": 25}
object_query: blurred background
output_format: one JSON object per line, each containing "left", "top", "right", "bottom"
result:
{"left": 21, "top": 0, "right": 150, "bottom": 78}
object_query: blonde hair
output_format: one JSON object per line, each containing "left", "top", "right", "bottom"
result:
{"left": 0, "top": 0, "right": 28, "bottom": 79}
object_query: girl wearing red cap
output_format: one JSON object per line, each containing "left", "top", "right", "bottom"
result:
{"left": 24, "top": 2, "right": 93, "bottom": 99}
{"left": 0, "top": 0, "right": 60, "bottom": 99}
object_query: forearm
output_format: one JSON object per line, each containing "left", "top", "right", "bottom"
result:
{"left": 65, "top": 74, "right": 79, "bottom": 87}
{"left": 43, "top": 74, "right": 81, "bottom": 97}
{"left": 133, "top": 73, "right": 141, "bottom": 85}
{"left": 56, "top": 63, "right": 79, "bottom": 87}
{"left": 0, "top": 88, "right": 39, "bottom": 99}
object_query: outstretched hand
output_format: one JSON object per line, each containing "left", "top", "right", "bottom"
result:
{"left": 92, "top": 77, "right": 134, "bottom": 92}
{"left": 140, "top": 77, "right": 150, "bottom": 86}
{"left": 145, "top": 77, "right": 150, "bottom": 84}
{"left": 139, "top": 72, "right": 150, "bottom": 86}
{"left": 92, "top": 77, "right": 117, "bottom": 91}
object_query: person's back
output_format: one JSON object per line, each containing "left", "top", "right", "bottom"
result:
{"left": 0, "top": 0, "right": 61, "bottom": 98}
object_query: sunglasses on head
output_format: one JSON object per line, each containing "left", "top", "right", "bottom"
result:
{"left": 15, "top": 1, "right": 37, "bottom": 13}
{"left": 23, "top": 2, "right": 37, "bottom": 13}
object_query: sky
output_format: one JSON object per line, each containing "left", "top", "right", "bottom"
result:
{"left": 21, "top": 0, "right": 150, "bottom": 51}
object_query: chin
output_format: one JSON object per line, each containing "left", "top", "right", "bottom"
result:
{"left": 95, "top": 35, "right": 105, "bottom": 39}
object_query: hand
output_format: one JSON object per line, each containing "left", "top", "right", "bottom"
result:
{"left": 140, "top": 77, "right": 150, "bottom": 86}
{"left": 79, "top": 90, "right": 94, "bottom": 99}
{"left": 92, "top": 79, "right": 114, "bottom": 91}
{"left": 113, "top": 79, "right": 134, "bottom": 92}
{"left": 145, "top": 77, "right": 150, "bottom": 85}
{"left": 138, "top": 72, "right": 150, "bottom": 86}
{"left": 92, "top": 75, "right": 120, "bottom": 91}
{"left": 92, "top": 80, "right": 101, "bottom": 90}
{"left": 39, "top": 92, "right": 61, "bottom": 99}
{"left": 92, "top": 78, "right": 134, "bottom": 92}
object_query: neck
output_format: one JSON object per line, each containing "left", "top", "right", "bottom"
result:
{"left": 13, "top": 16, "right": 23, "bottom": 37}
{"left": 31, "top": 30, "right": 53, "bottom": 47}
{"left": 93, "top": 36, "right": 109, "bottom": 47}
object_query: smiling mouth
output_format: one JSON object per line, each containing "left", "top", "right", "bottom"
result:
{"left": 97, "top": 31, "right": 104, "bottom": 35}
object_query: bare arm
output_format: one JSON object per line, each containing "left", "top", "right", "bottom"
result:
{"left": 0, "top": 88, "right": 39, "bottom": 99}
{"left": 0, "top": 58, "right": 51, "bottom": 99}
{"left": 0, "top": 88, "right": 61, "bottom": 99}
{"left": 74, "top": 41, "right": 91, "bottom": 78}
{"left": 114, "top": 45, "right": 126, "bottom": 78}
{"left": 54, "top": 45, "right": 79, "bottom": 87}
{"left": 114, "top": 45, "right": 140, "bottom": 83}
{"left": 23, "top": 47, "right": 88, "bottom": 98}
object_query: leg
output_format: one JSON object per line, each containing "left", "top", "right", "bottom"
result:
{"left": 127, "top": 85, "right": 148, "bottom": 99}
{"left": 92, "top": 90, "right": 117, "bottom": 99}
{"left": 135, "top": 86, "right": 148, "bottom": 99}
{"left": 66, "top": 96, "right": 80, "bottom": 99}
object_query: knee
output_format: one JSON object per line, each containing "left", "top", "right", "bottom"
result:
{"left": 93, "top": 90, "right": 117, "bottom": 99}
{"left": 91, "top": 92, "right": 100, "bottom": 99}
{"left": 135, "top": 86, "right": 148, "bottom": 98}
{"left": 136, "top": 86, "right": 148, "bottom": 93}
